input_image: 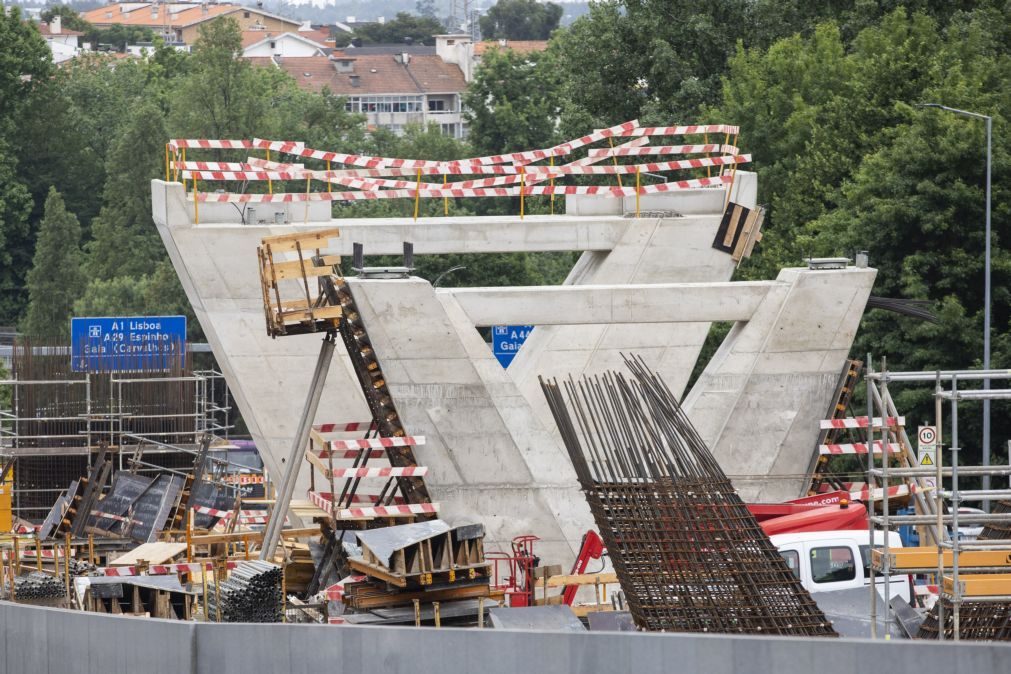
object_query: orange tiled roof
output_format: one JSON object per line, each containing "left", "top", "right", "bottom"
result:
{"left": 81, "top": 3, "right": 298, "bottom": 30}
{"left": 37, "top": 21, "right": 85, "bottom": 37}
{"left": 256, "top": 53, "right": 466, "bottom": 96}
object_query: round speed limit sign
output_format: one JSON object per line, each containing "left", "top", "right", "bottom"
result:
{"left": 918, "top": 426, "right": 937, "bottom": 445}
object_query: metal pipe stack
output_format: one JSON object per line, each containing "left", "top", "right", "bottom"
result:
{"left": 207, "top": 561, "right": 283, "bottom": 623}
{"left": 5, "top": 571, "right": 66, "bottom": 601}
{"left": 540, "top": 354, "right": 837, "bottom": 636}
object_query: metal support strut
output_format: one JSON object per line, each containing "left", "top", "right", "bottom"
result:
{"left": 260, "top": 333, "right": 336, "bottom": 561}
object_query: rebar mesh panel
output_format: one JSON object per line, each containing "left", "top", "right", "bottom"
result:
{"left": 917, "top": 598, "right": 1011, "bottom": 641}
{"left": 979, "top": 500, "right": 1011, "bottom": 540}
{"left": 540, "top": 355, "right": 836, "bottom": 636}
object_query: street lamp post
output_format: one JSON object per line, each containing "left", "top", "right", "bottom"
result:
{"left": 917, "top": 103, "right": 993, "bottom": 501}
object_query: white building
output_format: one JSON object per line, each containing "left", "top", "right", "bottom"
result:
{"left": 37, "top": 16, "right": 84, "bottom": 64}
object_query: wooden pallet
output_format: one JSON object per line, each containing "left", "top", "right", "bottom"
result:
{"left": 257, "top": 227, "right": 343, "bottom": 337}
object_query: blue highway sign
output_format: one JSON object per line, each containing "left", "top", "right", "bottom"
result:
{"left": 492, "top": 325, "right": 533, "bottom": 368}
{"left": 71, "top": 316, "right": 187, "bottom": 372}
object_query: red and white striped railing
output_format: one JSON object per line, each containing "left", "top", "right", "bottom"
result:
{"left": 818, "top": 442, "right": 903, "bottom": 455}
{"left": 819, "top": 416, "right": 905, "bottom": 429}
{"left": 308, "top": 490, "right": 437, "bottom": 520}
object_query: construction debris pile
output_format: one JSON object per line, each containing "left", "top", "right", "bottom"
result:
{"left": 338, "top": 520, "right": 491, "bottom": 613}
{"left": 540, "top": 356, "right": 837, "bottom": 636}
{"left": 207, "top": 561, "right": 283, "bottom": 623}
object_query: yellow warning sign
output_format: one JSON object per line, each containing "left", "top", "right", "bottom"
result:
{"left": 920, "top": 454, "right": 934, "bottom": 466}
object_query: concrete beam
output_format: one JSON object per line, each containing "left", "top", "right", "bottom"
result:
{"left": 446, "top": 282, "right": 777, "bottom": 326}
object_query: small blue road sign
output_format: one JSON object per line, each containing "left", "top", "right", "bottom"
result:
{"left": 492, "top": 325, "right": 533, "bottom": 368}
{"left": 71, "top": 316, "right": 187, "bottom": 372}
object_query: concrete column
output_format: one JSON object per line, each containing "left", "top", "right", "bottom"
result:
{"left": 682, "top": 266, "right": 877, "bottom": 501}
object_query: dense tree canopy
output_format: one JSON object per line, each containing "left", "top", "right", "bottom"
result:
{"left": 352, "top": 12, "right": 444, "bottom": 44}
{"left": 479, "top": 0, "right": 562, "bottom": 41}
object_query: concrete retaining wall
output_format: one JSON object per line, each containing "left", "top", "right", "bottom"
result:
{"left": 2, "top": 601, "right": 1008, "bottom": 674}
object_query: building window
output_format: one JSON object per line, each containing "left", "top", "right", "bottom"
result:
{"left": 428, "top": 99, "right": 445, "bottom": 112}
{"left": 779, "top": 550, "right": 800, "bottom": 579}
{"left": 269, "top": 41, "right": 276, "bottom": 49}
{"left": 810, "top": 546, "right": 856, "bottom": 584}
{"left": 244, "top": 11, "right": 250, "bottom": 18}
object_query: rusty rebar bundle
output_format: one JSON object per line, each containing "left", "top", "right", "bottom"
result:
{"left": 540, "top": 355, "right": 836, "bottom": 636}
{"left": 917, "top": 599, "right": 1011, "bottom": 640}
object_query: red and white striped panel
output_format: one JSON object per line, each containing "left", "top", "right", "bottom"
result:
{"left": 92, "top": 511, "right": 142, "bottom": 525}
{"left": 328, "top": 436, "right": 425, "bottom": 451}
{"left": 819, "top": 416, "right": 905, "bottom": 429}
{"left": 850, "top": 484, "right": 916, "bottom": 502}
{"left": 191, "top": 505, "right": 271, "bottom": 521}
{"left": 19, "top": 549, "right": 67, "bottom": 559}
{"left": 313, "top": 421, "right": 375, "bottom": 434}
{"left": 97, "top": 560, "right": 239, "bottom": 577}
{"left": 324, "top": 574, "right": 367, "bottom": 601}
{"left": 618, "top": 124, "right": 740, "bottom": 136}
{"left": 818, "top": 442, "right": 902, "bottom": 455}
{"left": 328, "top": 466, "right": 428, "bottom": 479}
{"left": 317, "top": 448, "right": 388, "bottom": 460}
{"left": 167, "top": 139, "right": 255, "bottom": 151}
{"left": 308, "top": 491, "right": 438, "bottom": 519}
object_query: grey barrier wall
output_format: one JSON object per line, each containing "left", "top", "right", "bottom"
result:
{"left": 3, "top": 601, "right": 1010, "bottom": 674}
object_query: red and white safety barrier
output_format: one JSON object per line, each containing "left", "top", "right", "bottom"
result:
{"left": 327, "top": 466, "right": 428, "bottom": 479}
{"left": 308, "top": 491, "right": 438, "bottom": 519}
{"left": 818, "top": 442, "right": 903, "bottom": 455}
{"left": 97, "top": 560, "right": 239, "bottom": 577}
{"left": 167, "top": 139, "right": 255, "bottom": 151}
{"left": 313, "top": 421, "right": 376, "bottom": 433}
{"left": 193, "top": 175, "right": 734, "bottom": 204}
{"left": 221, "top": 474, "right": 266, "bottom": 485}
{"left": 191, "top": 505, "right": 270, "bottom": 521}
{"left": 328, "top": 436, "right": 425, "bottom": 451}
{"left": 324, "top": 574, "right": 367, "bottom": 601}
{"left": 819, "top": 416, "right": 905, "bottom": 429}
{"left": 850, "top": 484, "right": 916, "bottom": 501}
{"left": 317, "top": 448, "right": 388, "bottom": 460}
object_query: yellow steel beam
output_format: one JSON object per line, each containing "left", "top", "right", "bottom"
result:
{"left": 872, "top": 546, "right": 1011, "bottom": 571}
{"left": 943, "top": 573, "right": 1011, "bottom": 598}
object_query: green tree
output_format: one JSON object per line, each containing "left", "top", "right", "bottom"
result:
{"left": 22, "top": 188, "right": 85, "bottom": 337}
{"left": 479, "top": 0, "right": 562, "bottom": 41}
{"left": 462, "top": 48, "right": 562, "bottom": 155}
{"left": 40, "top": 5, "right": 91, "bottom": 33}
{"left": 86, "top": 100, "right": 169, "bottom": 280}
{"left": 0, "top": 146, "right": 34, "bottom": 322}
{"left": 352, "top": 13, "right": 444, "bottom": 44}
{"left": 0, "top": 6, "right": 53, "bottom": 139}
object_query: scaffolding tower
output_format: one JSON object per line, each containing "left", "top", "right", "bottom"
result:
{"left": 866, "top": 361, "right": 1011, "bottom": 641}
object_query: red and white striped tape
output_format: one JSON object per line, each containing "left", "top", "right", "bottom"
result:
{"left": 179, "top": 155, "right": 750, "bottom": 184}
{"left": 97, "top": 560, "right": 240, "bottom": 577}
{"left": 191, "top": 505, "right": 270, "bottom": 521}
{"left": 167, "top": 139, "right": 254, "bottom": 151}
{"left": 317, "top": 448, "right": 387, "bottom": 460}
{"left": 328, "top": 436, "right": 425, "bottom": 451}
{"left": 313, "top": 421, "right": 376, "bottom": 433}
{"left": 850, "top": 484, "right": 916, "bottom": 501}
{"left": 327, "top": 466, "right": 427, "bottom": 479}
{"left": 619, "top": 124, "right": 740, "bottom": 136}
{"left": 194, "top": 175, "right": 733, "bottom": 203}
{"left": 587, "top": 144, "right": 737, "bottom": 157}
{"left": 818, "top": 442, "right": 903, "bottom": 455}
{"left": 819, "top": 416, "right": 905, "bottom": 429}
{"left": 308, "top": 491, "right": 438, "bottom": 519}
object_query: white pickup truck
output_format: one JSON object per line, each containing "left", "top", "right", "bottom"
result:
{"left": 770, "top": 530, "right": 912, "bottom": 603}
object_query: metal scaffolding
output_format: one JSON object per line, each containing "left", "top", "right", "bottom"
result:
{"left": 865, "top": 361, "right": 1011, "bottom": 640}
